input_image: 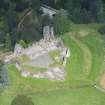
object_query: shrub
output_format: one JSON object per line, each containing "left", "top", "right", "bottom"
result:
{"left": 19, "top": 40, "right": 27, "bottom": 48}
{"left": 98, "top": 25, "right": 105, "bottom": 35}
{"left": 11, "top": 95, "right": 34, "bottom": 105}
{"left": 52, "top": 15, "right": 71, "bottom": 35}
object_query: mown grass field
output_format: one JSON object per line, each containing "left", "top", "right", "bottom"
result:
{"left": 0, "top": 24, "right": 105, "bottom": 105}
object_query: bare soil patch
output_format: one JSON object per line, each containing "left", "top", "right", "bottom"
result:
{"left": 100, "top": 73, "right": 105, "bottom": 89}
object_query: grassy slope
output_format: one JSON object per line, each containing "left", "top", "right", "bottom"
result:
{"left": 0, "top": 24, "right": 105, "bottom": 105}
{"left": 0, "top": 65, "right": 105, "bottom": 105}
{"left": 82, "top": 35, "right": 104, "bottom": 81}
{"left": 62, "top": 36, "right": 85, "bottom": 80}
{"left": 31, "top": 87, "right": 105, "bottom": 105}
{"left": 71, "top": 24, "right": 105, "bottom": 81}
{"left": 76, "top": 24, "right": 105, "bottom": 81}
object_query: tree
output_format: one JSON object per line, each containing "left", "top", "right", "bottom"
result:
{"left": 4, "top": 33, "right": 12, "bottom": 51}
{"left": 65, "top": 0, "right": 105, "bottom": 23}
{"left": 90, "top": 0, "right": 104, "bottom": 22}
{"left": 66, "top": 0, "right": 73, "bottom": 15}
{"left": 79, "top": 9, "right": 92, "bottom": 24}
{"left": 98, "top": 25, "right": 105, "bottom": 35}
{"left": 50, "top": 0, "right": 62, "bottom": 9}
{"left": 19, "top": 40, "right": 27, "bottom": 48}
{"left": 18, "top": 11, "right": 42, "bottom": 43}
{"left": 5, "top": 5, "right": 19, "bottom": 47}
{"left": 0, "top": 0, "right": 9, "bottom": 18}
{"left": 41, "top": 15, "right": 52, "bottom": 26}
{"left": 71, "top": 8, "right": 82, "bottom": 23}
{"left": 31, "top": 0, "right": 41, "bottom": 12}
{"left": 66, "top": 0, "right": 81, "bottom": 20}
{"left": 58, "top": 9, "right": 68, "bottom": 19}
{"left": 19, "top": 27, "right": 41, "bottom": 43}
{"left": 11, "top": 0, "right": 30, "bottom": 12}
{"left": 0, "top": 61, "right": 3, "bottom": 83}
{"left": 6, "top": 6, "right": 19, "bottom": 32}
{"left": 11, "top": 95, "right": 34, "bottom": 105}
{"left": 52, "top": 15, "right": 71, "bottom": 35}
{"left": 71, "top": 8, "right": 92, "bottom": 24}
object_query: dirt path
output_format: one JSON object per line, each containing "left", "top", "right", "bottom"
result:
{"left": 99, "top": 37, "right": 105, "bottom": 90}
{"left": 17, "top": 9, "right": 33, "bottom": 31}
{"left": 69, "top": 35, "right": 92, "bottom": 77}
{"left": 99, "top": 73, "right": 105, "bottom": 89}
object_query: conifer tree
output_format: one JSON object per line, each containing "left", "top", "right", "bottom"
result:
{"left": 5, "top": 33, "right": 12, "bottom": 51}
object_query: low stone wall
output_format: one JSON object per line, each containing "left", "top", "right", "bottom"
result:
{"left": 14, "top": 47, "right": 70, "bottom": 81}
{"left": 15, "top": 63, "right": 65, "bottom": 81}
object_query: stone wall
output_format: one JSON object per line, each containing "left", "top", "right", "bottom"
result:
{"left": 15, "top": 62, "right": 65, "bottom": 81}
{"left": 43, "top": 26, "right": 55, "bottom": 42}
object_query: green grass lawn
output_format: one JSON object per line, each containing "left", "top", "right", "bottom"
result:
{"left": 62, "top": 36, "right": 85, "bottom": 80}
{"left": 0, "top": 24, "right": 105, "bottom": 105}
{"left": 22, "top": 64, "right": 47, "bottom": 72}
{"left": 0, "top": 64, "right": 92, "bottom": 105}
{"left": 81, "top": 35, "right": 104, "bottom": 81}
{"left": 48, "top": 50, "right": 60, "bottom": 60}
{"left": 31, "top": 87, "right": 105, "bottom": 105}
{"left": 18, "top": 54, "right": 30, "bottom": 63}
{"left": 67, "top": 24, "right": 105, "bottom": 81}
{"left": 48, "top": 50, "right": 63, "bottom": 67}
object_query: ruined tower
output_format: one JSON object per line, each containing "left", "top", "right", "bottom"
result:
{"left": 43, "top": 26, "right": 55, "bottom": 41}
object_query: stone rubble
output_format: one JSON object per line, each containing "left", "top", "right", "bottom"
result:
{"left": 18, "top": 63, "right": 65, "bottom": 81}
{"left": 4, "top": 25, "right": 70, "bottom": 81}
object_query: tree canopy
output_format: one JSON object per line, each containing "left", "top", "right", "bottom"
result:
{"left": 0, "top": 0, "right": 105, "bottom": 52}
{"left": 11, "top": 95, "right": 34, "bottom": 105}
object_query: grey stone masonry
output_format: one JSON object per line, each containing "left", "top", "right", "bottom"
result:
{"left": 43, "top": 26, "right": 55, "bottom": 41}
